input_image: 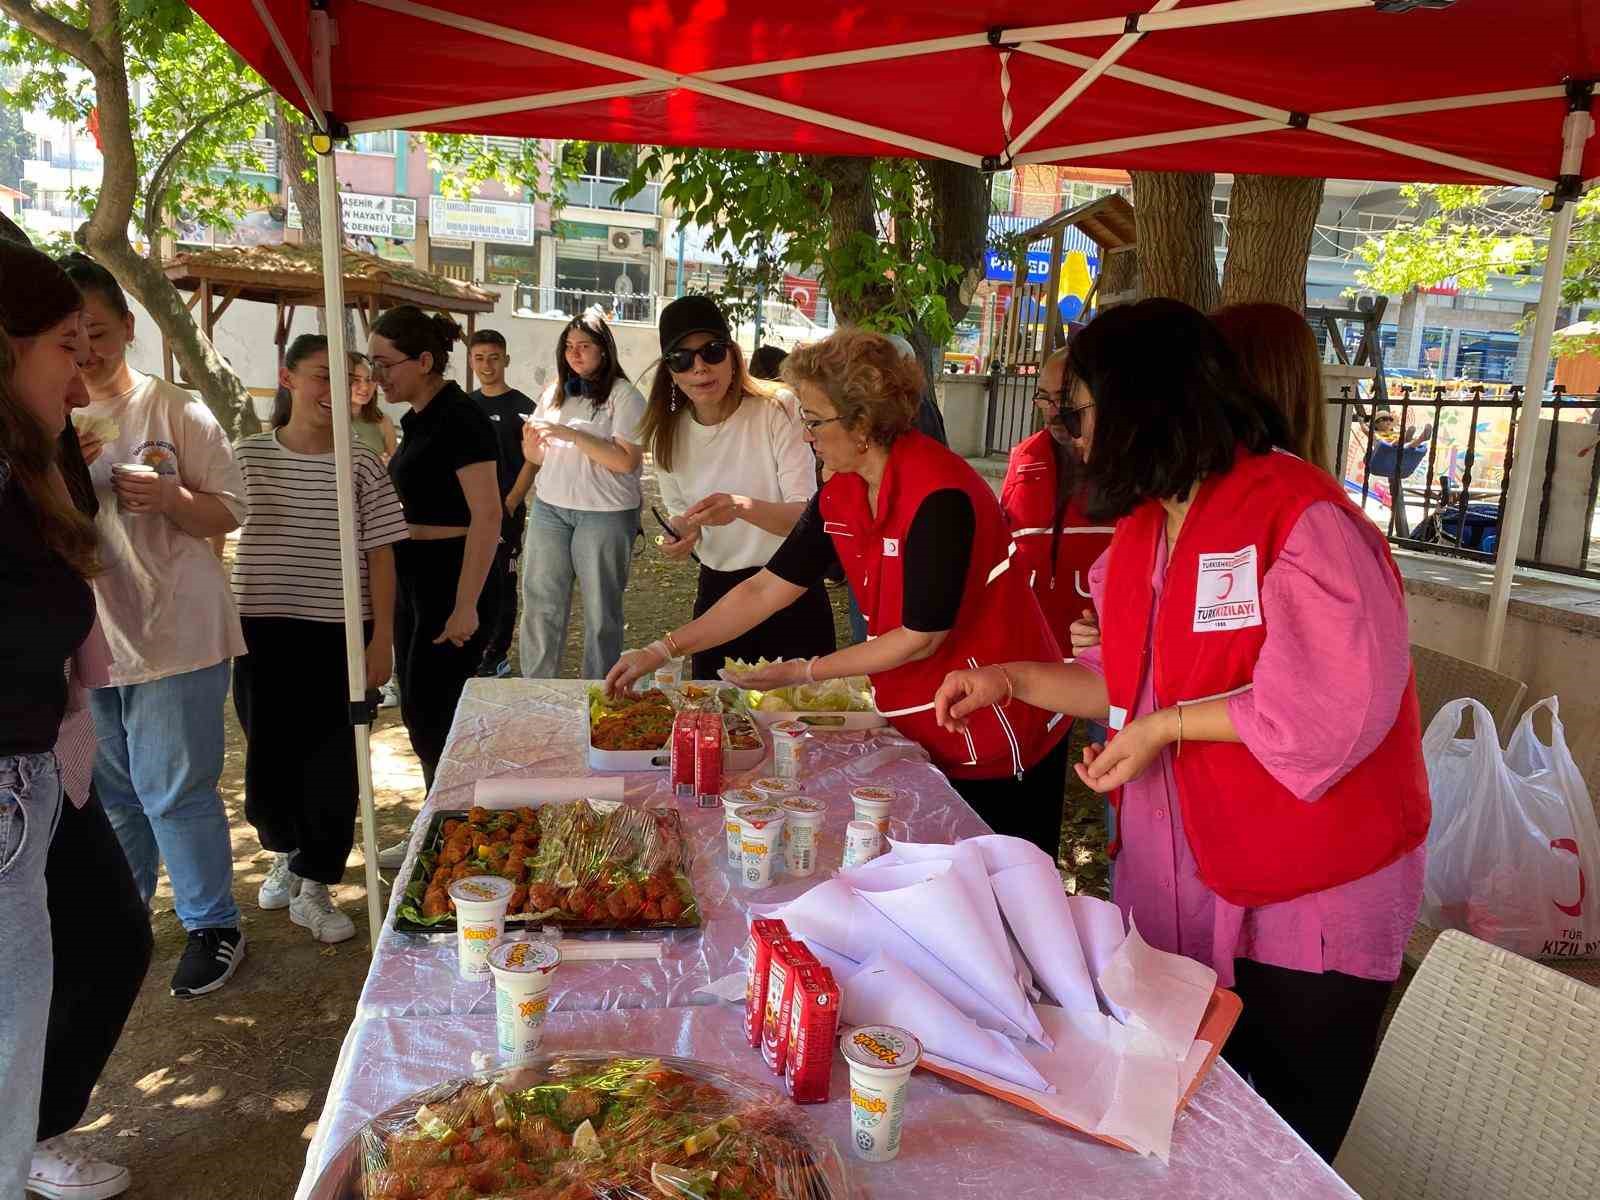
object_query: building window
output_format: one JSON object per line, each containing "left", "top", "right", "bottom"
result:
{"left": 486, "top": 242, "right": 537, "bottom": 286}
{"left": 39, "top": 139, "right": 53, "bottom": 162}
{"left": 554, "top": 252, "right": 651, "bottom": 321}
{"left": 991, "top": 171, "right": 1015, "bottom": 213}
{"left": 352, "top": 130, "right": 396, "bottom": 155}
{"left": 1060, "top": 180, "right": 1120, "bottom": 209}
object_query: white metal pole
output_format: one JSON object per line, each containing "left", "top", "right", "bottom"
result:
{"left": 1480, "top": 103, "right": 1594, "bottom": 667}
{"left": 315, "top": 142, "right": 385, "bottom": 951}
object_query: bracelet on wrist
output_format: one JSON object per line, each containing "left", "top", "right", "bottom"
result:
{"left": 803, "top": 656, "right": 819, "bottom": 684}
{"left": 994, "top": 664, "right": 1015, "bottom": 705}
{"left": 1175, "top": 703, "right": 1185, "bottom": 758}
{"left": 663, "top": 630, "right": 682, "bottom": 658}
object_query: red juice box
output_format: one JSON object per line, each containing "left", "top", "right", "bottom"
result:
{"left": 744, "top": 919, "right": 789, "bottom": 1048}
{"left": 694, "top": 711, "right": 723, "bottom": 804}
{"left": 761, "top": 938, "right": 816, "bottom": 1075}
{"left": 669, "top": 710, "right": 698, "bottom": 795}
{"left": 785, "top": 963, "right": 841, "bottom": 1104}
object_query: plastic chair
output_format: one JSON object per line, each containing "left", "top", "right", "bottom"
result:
{"left": 1336, "top": 930, "right": 1600, "bottom": 1200}
{"left": 1409, "top": 644, "right": 1526, "bottom": 742}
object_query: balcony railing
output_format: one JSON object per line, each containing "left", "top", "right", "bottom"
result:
{"left": 562, "top": 174, "right": 660, "bottom": 215}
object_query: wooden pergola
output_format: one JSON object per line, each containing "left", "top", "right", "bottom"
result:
{"left": 162, "top": 242, "right": 498, "bottom": 388}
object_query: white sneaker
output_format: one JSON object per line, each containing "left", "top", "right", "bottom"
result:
{"left": 376, "top": 838, "right": 411, "bottom": 869}
{"left": 290, "top": 880, "right": 356, "bottom": 943}
{"left": 29, "top": 1137, "right": 130, "bottom": 1199}
{"left": 257, "top": 852, "right": 299, "bottom": 910}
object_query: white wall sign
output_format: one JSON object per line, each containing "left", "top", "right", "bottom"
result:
{"left": 429, "top": 196, "right": 535, "bottom": 246}
{"left": 287, "top": 191, "right": 417, "bottom": 241}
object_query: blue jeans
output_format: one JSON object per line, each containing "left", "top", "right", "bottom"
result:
{"left": 0, "top": 753, "right": 62, "bottom": 1198}
{"left": 520, "top": 499, "right": 637, "bottom": 679}
{"left": 846, "top": 591, "right": 868, "bottom": 645}
{"left": 91, "top": 661, "right": 240, "bottom": 931}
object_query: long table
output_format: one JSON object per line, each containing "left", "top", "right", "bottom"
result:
{"left": 295, "top": 679, "right": 1357, "bottom": 1199}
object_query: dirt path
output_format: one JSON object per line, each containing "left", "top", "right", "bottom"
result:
{"left": 57, "top": 469, "right": 1105, "bottom": 1199}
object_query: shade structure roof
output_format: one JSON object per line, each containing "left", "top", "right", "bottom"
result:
{"left": 194, "top": 1, "right": 1597, "bottom": 192}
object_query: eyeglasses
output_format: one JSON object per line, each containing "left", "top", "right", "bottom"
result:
{"left": 799, "top": 414, "right": 844, "bottom": 433}
{"left": 665, "top": 340, "right": 731, "bottom": 374}
{"left": 1057, "top": 400, "right": 1096, "bottom": 439}
{"left": 369, "top": 354, "right": 417, "bottom": 376}
{"left": 1032, "top": 389, "right": 1066, "bottom": 410}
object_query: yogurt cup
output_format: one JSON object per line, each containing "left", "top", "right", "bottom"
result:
{"left": 111, "top": 462, "right": 158, "bottom": 511}
{"left": 449, "top": 875, "right": 515, "bottom": 980}
{"left": 842, "top": 819, "right": 882, "bottom": 869}
{"left": 850, "top": 785, "right": 900, "bottom": 836}
{"left": 780, "top": 797, "right": 826, "bottom": 878}
{"left": 750, "top": 775, "right": 802, "bottom": 802}
{"left": 770, "top": 720, "right": 808, "bottom": 779}
{"left": 734, "top": 803, "right": 787, "bottom": 889}
{"left": 842, "top": 1024, "right": 922, "bottom": 1163}
{"left": 488, "top": 938, "right": 561, "bottom": 1066}
{"left": 722, "top": 788, "right": 763, "bottom": 869}
{"left": 654, "top": 656, "right": 684, "bottom": 689}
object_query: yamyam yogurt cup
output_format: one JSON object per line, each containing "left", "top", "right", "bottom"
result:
{"left": 733, "top": 803, "right": 787, "bottom": 889}
{"left": 722, "top": 787, "right": 763, "bottom": 869}
{"left": 449, "top": 874, "right": 514, "bottom": 980}
{"left": 488, "top": 938, "right": 561, "bottom": 1066}
{"left": 780, "top": 796, "right": 826, "bottom": 878}
{"left": 850, "top": 785, "right": 899, "bottom": 836}
{"left": 842, "top": 1024, "right": 922, "bottom": 1162}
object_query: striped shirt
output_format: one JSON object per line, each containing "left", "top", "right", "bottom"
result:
{"left": 232, "top": 431, "right": 409, "bottom": 622}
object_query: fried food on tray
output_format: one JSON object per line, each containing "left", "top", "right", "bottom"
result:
{"left": 398, "top": 800, "right": 698, "bottom": 931}
{"left": 590, "top": 687, "right": 676, "bottom": 751}
{"left": 363, "top": 1058, "right": 837, "bottom": 1200}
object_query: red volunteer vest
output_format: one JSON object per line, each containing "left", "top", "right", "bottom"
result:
{"left": 1099, "top": 449, "right": 1430, "bottom": 907}
{"left": 820, "top": 431, "right": 1067, "bottom": 780}
{"left": 999, "top": 430, "right": 1115, "bottom": 642}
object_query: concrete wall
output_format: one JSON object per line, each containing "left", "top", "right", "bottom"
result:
{"left": 936, "top": 375, "right": 990, "bottom": 458}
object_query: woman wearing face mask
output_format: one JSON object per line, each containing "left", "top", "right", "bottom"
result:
{"left": 933, "top": 300, "right": 1428, "bottom": 1163}
{"left": 370, "top": 306, "right": 500, "bottom": 791}
{"left": 231, "top": 335, "right": 409, "bottom": 944}
{"left": 518, "top": 307, "right": 645, "bottom": 679}
{"left": 0, "top": 241, "right": 116, "bottom": 1199}
{"left": 348, "top": 353, "right": 396, "bottom": 462}
{"left": 638, "top": 296, "right": 833, "bottom": 680}
{"left": 607, "top": 329, "right": 1069, "bottom": 853}
{"left": 62, "top": 252, "right": 249, "bottom": 999}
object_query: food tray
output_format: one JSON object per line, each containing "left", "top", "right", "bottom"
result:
{"left": 305, "top": 1052, "right": 850, "bottom": 1200}
{"left": 585, "top": 691, "right": 768, "bottom": 773}
{"left": 394, "top": 803, "right": 701, "bottom": 935}
{"left": 745, "top": 708, "right": 887, "bottom": 731}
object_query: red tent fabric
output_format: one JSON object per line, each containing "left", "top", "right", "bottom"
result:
{"left": 194, "top": 1, "right": 1598, "bottom": 188}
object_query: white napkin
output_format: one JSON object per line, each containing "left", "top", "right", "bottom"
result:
{"left": 844, "top": 951, "right": 1054, "bottom": 1093}
{"left": 472, "top": 775, "right": 625, "bottom": 807}
{"left": 1097, "top": 918, "right": 1217, "bottom": 1061}
{"left": 1067, "top": 894, "right": 1132, "bottom": 1021}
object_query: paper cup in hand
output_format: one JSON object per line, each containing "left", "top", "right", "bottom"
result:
{"left": 722, "top": 788, "right": 762, "bottom": 869}
{"left": 111, "top": 462, "right": 157, "bottom": 511}
{"left": 734, "top": 803, "right": 786, "bottom": 889}
{"left": 850, "top": 785, "right": 899, "bottom": 836}
{"left": 488, "top": 939, "right": 561, "bottom": 1066}
{"left": 449, "top": 875, "right": 514, "bottom": 980}
{"left": 842, "top": 1024, "right": 922, "bottom": 1162}
{"left": 780, "top": 797, "right": 826, "bottom": 878}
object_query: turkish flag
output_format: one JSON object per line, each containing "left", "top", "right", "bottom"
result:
{"left": 783, "top": 273, "right": 818, "bottom": 319}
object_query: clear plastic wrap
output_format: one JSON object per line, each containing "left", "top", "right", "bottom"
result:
{"left": 306, "top": 1049, "right": 848, "bottom": 1200}
{"left": 358, "top": 681, "right": 991, "bottom": 1020}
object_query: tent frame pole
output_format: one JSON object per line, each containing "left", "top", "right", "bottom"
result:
{"left": 1480, "top": 97, "right": 1595, "bottom": 667}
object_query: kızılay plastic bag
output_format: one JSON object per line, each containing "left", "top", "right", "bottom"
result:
{"left": 1421, "top": 697, "right": 1600, "bottom": 960}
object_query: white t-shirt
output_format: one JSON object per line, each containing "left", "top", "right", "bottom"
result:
{"left": 531, "top": 378, "right": 646, "bottom": 512}
{"left": 231, "top": 432, "right": 410, "bottom": 622}
{"left": 83, "top": 372, "right": 248, "bottom": 686}
{"left": 656, "top": 388, "right": 818, "bottom": 572}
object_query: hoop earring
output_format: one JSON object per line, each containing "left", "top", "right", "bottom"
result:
{"left": 670, "top": 381, "right": 682, "bottom": 413}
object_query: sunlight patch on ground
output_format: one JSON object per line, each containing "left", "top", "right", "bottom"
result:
{"left": 171, "top": 1085, "right": 225, "bottom": 1110}
{"left": 134, "top": 1067, "right": 174, "bottom": 1096}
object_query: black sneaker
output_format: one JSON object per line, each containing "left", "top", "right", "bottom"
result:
{"left": 170, "top": 928, "right": 246, "bottom": 998}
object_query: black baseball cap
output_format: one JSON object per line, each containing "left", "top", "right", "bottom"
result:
{"left": 658, "top": 294, "right": 731, "bottom": 354}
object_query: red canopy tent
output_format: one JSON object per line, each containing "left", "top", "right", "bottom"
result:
{"left": 188, "top": 0, "right": 1598, "bottom": 938}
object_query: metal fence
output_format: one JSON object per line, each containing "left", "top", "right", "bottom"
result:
{"left": 512, "top": 286, "right": 658, "bottom": 324}
{"left": 984, "top": 362, "right": 1047, "bottom": 454}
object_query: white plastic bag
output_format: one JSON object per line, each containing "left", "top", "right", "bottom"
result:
{"left": 1421, "top": 697, "right": 1600, "bottom": 960}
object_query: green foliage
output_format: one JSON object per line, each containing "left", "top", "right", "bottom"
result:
{"left": 616, "top": 147, "right": 973, "bottom": 344}
{"left": 421, "top": 131, "right": 582, "bottom": 210}
{"left": 1352, "top": 185, "right": 1600, "bottom": 352}
{"left": 0, "top": 97, "right": 32, "bottom": 190}
{"left": 0, "top": 1, "right": 274, "bottom": 244}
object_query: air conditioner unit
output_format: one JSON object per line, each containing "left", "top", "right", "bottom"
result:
{"left": 608, "top": 227, "right": 644, "bottom": 255}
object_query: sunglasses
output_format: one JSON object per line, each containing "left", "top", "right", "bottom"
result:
{"left": 1055, "top": 400, "right": 1096, "bottom": 439}
{"left": 665, "top": 340, "right": 732, "bottom": 374}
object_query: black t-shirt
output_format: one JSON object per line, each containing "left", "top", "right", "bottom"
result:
{"left": 390, "top": 382, "right": 500, "bottom": 527}
{"left": 0, "top": 464, "right": 95, "bottom": 756}
{"left": 469, "top": 386, "right": 536, "bottom": 500}
{"left": 768, "top": 489, "right": 975, "bottom": 632}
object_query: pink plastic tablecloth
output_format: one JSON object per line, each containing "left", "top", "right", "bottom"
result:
{"left": 294, "top": 1005, "right": 1355, "bottom": 1200}
{"left": 358, "top": 679, "right": 992, "bottom": 1018}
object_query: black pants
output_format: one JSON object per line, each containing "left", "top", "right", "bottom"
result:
{"left": 395, "top": 537, "right": 492, "bottom": 790}
{"left": 234, "top": 616, "right": 370, "bottom": 884}
{"left": 38, "top": 790, "right": 152, "bottom": 1140}
{"left": 690, "top": 563, "right": 836, "bottom": 681}
{"left": 1222, "top": 958, "right": 1395, "bottom": 1163}
{"left": 949, "top": 732, "right": 1071, "bottom": 861}
{"left": 479, "top": 521, "right": 523, "bottom": 672}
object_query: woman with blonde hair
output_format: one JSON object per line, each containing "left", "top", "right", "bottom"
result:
{"left": 348, "top": 353, "right": 395, "bottom": 461}
{"left": 639, "top": 295, "right": 832, "bottom": 679}
{"left": 609, "top": 327, "right": 1069, "bottom": 853}
{"left": 1212, "top": 302, "right": 1330, "bottom": 471}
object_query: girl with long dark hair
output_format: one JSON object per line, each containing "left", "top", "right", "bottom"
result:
{"left": 518, "top": 306, "right": 645, "bottom": 678}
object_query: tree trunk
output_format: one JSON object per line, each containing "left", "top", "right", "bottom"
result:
{"left": 813, "top": 154, "right": 883, "bottom": 325}
{"left": 912, "top": 159, "right": 991, "bottom": 382}
{"left": 1129, "top": 170, "right": 1219, "bottom": 310}
{"left": 1096, "top": 246, "right": 1141, "bottom": 307}
{"left": 276, "top": 102, "right": 320, "bottom": 244}
{"left": 80, "top": 4, "right": 250, "bottom": 433}
{"left": 1219, "top": 174, "right": 1325, "bottom": 310}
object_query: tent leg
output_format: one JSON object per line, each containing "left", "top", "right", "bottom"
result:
{"left": 316, "top": 142, "right": 386, "bottom": 953}
{"left": 1480, "top": 100, "right": 1593, "bottom": 667}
